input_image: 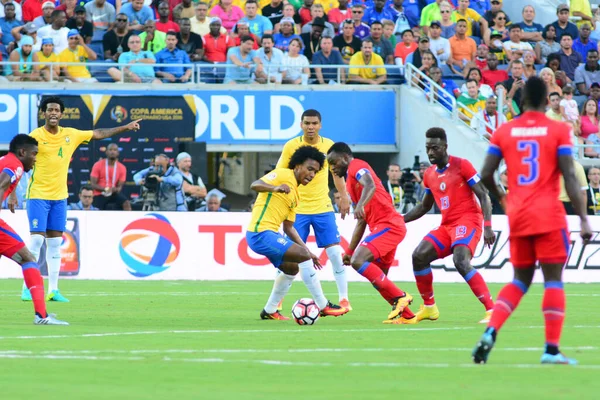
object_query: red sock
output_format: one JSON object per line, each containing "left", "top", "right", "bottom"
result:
{"left": 414, "top": 268, "right": 435, "bottom": 306}
{"left": 22, "top": 262, "right": 47, "bottom": 318}
{"left": 543, "top": 282, "right": 565, "bottom": 347}
{"left": 464, "top": 270, "right": 494, "bottom": 311}
{"left": 358, "top": 262, "right": 405, "bottom": 304}
{"left": 488, "top": 280, "right": 528, "bottom": 331}
{"left": 401, "top": 306, "right": 415, "bottom": 319}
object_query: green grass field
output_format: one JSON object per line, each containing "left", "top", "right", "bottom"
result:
{"left": 0, "top": 279, "right": 598, "bottom": 400}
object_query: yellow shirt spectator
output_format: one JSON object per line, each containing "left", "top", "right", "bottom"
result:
{"left": 349, "top": 51, "right": 386, "bottom": 80}
{"left": 559, "top": 160, "right": 588, "bottom": 202}
{"left": 37, "top": 51, "right": 58, "bottom": 70}
{"left": 452, "top": 8, "right": 483, "bottom": 37}
{"left": 58, "top": 46, "right": 91, "bottom": 78}
{"left": 208, "top": 0, "right": 270, "bottom": 14}
{"left": 570, "top": 0, "right": 593, "bottom": 28}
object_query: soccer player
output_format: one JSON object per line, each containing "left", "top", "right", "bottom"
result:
{"left": 472, "top": 76, "right": 592, "bottom": 365}
{"left": 327, "top": 142, "right": 416, "bottom": 324}
{"left": 403, "top": 128, "right": 496, "bottom": 324}
{"left": 275, "top": 109, "right": 352, "bottom": 309}
{"left": 248, "top": 145, "right": 349, "bottom": 320}
{"left": 20, "top": 96, "right": 141, "bottom": 303}
{"left": 1, "top": 135, "right": 67, "bottom": 325}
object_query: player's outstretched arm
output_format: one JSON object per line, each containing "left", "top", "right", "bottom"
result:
{"left": 92, "top": 119, "right": 142, "bottom": 140}
{"left": 403, "top": 192, "right": 434, "bottom": 223}
{"left": 250, "top": 179, "right": 290, "bottom": 194}
{"left": 480, "top": 153, "right": 504, "bottom": 205}
{"left": 332, "top": 174, "right": 350, "bottom": 219}
{"left": 559, "top": 155, "right": 593, "bottom": 240}
{"left": 471, "top": 181, "right": 496, "bottom": 247}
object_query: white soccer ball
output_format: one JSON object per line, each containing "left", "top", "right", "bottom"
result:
{"left": 292, "top": 298, "right": 320, "bottom": 325}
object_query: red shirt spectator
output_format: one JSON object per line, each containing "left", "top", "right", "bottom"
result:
{"left": 234, "top": 33, "right": 259, "bottom": 49}
{"left": 394, "top": 42, "right": 417, "bottom": 63}
{"left": 327, "top": 7, "right": 351, "bottom": 31}
{"left": 156, "top": 20, "right": 180, "bottom": 33}
{"left": 202, "top": 32, "right": 233, "bottom": 62}
{"left": 56, "top": 0, "right": 77, "bottom": 19}
{"left": 482, "top": 69, "right": 508, "bottom": 88}
{"left": 22, "top": 0, "right": 45, "bottom": 22}
{"left": 90, "top": 158, "right": 127, "bottom": 197}
{"left": 299, "top": 6, "right": 312, "bottom": 26}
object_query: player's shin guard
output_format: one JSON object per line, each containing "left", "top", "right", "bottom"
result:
{"left": 326, "top": 245, "right": 348, "bottom": 301}
{"left": 46, "top": 237, "right": 62, "bottom": 293}
{"left": 464, "top": 269, "right": 494, "bottom": 311}
{"left": 414, "top": 267, "right": 435, "bottom": 306}
{"left": 298, "top": 259, "right": 328, "bottom": 309}
{"left": 24, "top": 234, "right": 45, "bottom": 292}
{"left": 488, "top": 279, "right": 528, "bottom": 332}
{"left": 264, "top": 271, "right": 295, "bottom": 314}
{"left": 542, "top": 281, "right": 566, "bottom": 352}
{"left": 22, "top": 262, "right": 47, "bottom": 318}
{"left": 358, "top": 262, "right": 405, "bottom": 304}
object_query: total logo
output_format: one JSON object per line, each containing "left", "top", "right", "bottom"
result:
{"left": 119, "top": 213, "right": 181, "bottom": 277}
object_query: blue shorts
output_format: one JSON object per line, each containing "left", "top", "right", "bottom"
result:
{"left": 27, "top": 199, "right": 67, "bottom": 233}
{"left": 246, "top": 230, "right": 294, "bottom": 268}
{"left": 294, "top": 212, "right": 340, "bottom": 248}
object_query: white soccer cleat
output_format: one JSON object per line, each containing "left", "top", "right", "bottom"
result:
{"left": 34, "top": 313, "right": 69, "bottom": 326}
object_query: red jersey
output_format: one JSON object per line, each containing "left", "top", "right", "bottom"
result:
{"left": 489, "top": 111, "right": 572, "bottom": 237}
{"left": 423, "top": 156, "right": 483, "bottom": 226}
{"left": 346, "top": 158, "right": 404, "bottom": 229}
{"left": 0, "top": 153, "right": 24, "bottom": 200}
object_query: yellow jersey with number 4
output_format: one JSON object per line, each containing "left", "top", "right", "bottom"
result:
{"left": 28, "top": 126, "right": 93, "bottom": 200}
{"left": 276, "top": 135, "right": 334, "bottom": 215}
{"left": 247, "top": 168, "right": 299, "bottom": 233}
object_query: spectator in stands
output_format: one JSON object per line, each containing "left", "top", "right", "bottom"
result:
{"left": 382, "top": 20, "right": 397, "bottom": 47}
{"left": 90, "top": 143, "right": 131, "bottom": 211}
{"left": 420, "top": 0, "right": 443, "bottom": 33}
{"left": 6, "top": 35, "right": 39, "bottom": 81}
{"left": 557, "top": 32, "right": 583, "bottom": 81}
{"left": 201, "top": 17, "right": 231, "bottom": 62}
{"left": 587, "top": 166, "right": 600, "bottom": 215}
{"left": 535, "top": 24, "right": 561, "bottom": 65}
{"left": 590, "top": 82, "right": 600, "bottom": 101}
{"left": 85, "top": 0, "right": 116, "bottom": 41}
{"left": 139, "top": 20, "right": 166, "bottom": 53}
{"left": 540, "top": 67, "right": 563, "bottom": 96}
{"left": 178, "top": 18, "right": 205, "bottom": 61}
{"left": 495, "top": 81, "right": 520, "bottom": 120}
{"left": 334, "top": 19, "right": 362, "bottom": 64}
{"left": 239, "top": 0, "right": 273, "bottom": 38}
{"left": 424, "top": 66, "right": 460, "bottom": 111}
{"left": 22, "top": 0, "right": 45, "bottom": 23}
{"left": 484, "top": 10, "right": 508, "bottom": 45}
{"left": 108, "top": 34, "right": 161, "bottom": 83}
{"left": 545, "top": 53, "right": 568, "bottom": 87}
{"left": 262, "top": 0, "right": 283, "bottom": 28}
{"left": 382, "top": 163, "right": 402, "bottom": 211}
{"left": 210, "top": 0, "right": 243, "bottom": 32}
{"left": 275, "top": 3, "right": 301, "bottom": 34}
{"left": 470, "top": 96, "right": 506, "bottom": 139}
{"left": 233, "top": 21, "right": 259, "bottom": 50}
{"left": 580, "top": 98, "right": 600, "bottom": 155}
{"left": 570, "top": 0, "right": 593, "bottom": 29}
{"left": 502, "top": 24, "right": 532, "bottom": 61}
{"left": 59, "top": 30, "right": 97, "bottom": 83}
{"left": 552, "top": 4, "right": 579, "bottom": 41}
{"left": 300, "top": 16, "right": 324, "bottom": 61}
{"left": 348, "top": 38, "right": 386, "bottom": 84}
{"left": 362, "top": 0, "right": 394, "bottom": 26}
{"left": 350, "top": 5, "right": 369, "bottom": 40}
{"left": 196, "top": 194, "right": 228, "bottom": 212}
{"left": 481, "top": 52, "right": 506, "bottom": 87}
{"left": 312, "top": 35, "right": 344, "bottom": 84}
{"left": 365, "top": 21, "right": 393, "bottom": 64}
{"left": 37, "top": 37, "right": 58, "bottom": 81}
{"left": 522, "top": 50, "right": 536, "bottom": 78}
{"left": 134, "top": 154, "right": 186, "bottom": 211}
{"left": 407, "top": 36, "right": 433, "bottom": 67}
{"left": 453, "top": 0, "right": 488, "bottom": 40}
{"left": 256, "top": 34, "right": 285, "bottom": 83}
{"left": 327, "top": 0, "right": 350, "bottom": 33}
{"left": 224, "top": 35, "right": 264, "bottom": 84}
{"left": 393, "top": 29, "right": 415, "bottom": 65}
{"left": 457, "top": 78, "right": 486, "bottom": 121}
{"left": 38, "top": 10, "right": 69, "bottom": 54}
{"left": 448, "top": 19, "right": 476, "bottom": 75}
{"left": 460, "top": 67, "right": 493, "bottom": 97}
{"left": 103, "top": 13, "right": 132, "bottom": 62}
{"left": 11, "top": 21, "right": 41, "bottom": 53}
{"left": 428, "top": 20, "right": 450, "bottom": 65}
{"left": 483, "top": 0, "right": 510, "bottom": 27}
{"left": 560, "top": 85, "right": 579, "bottom": 124}
{"left": 33, "top": 2, "right": 54, "bottom": 28}
{"left": 470, "top": 43, "right": 488, "bottom": 70}
{"left": 575, "top": 49, "right": 600, "bottom": 96}
{"left": 273, "top": 16, "right": 301, "bottom": 52}
{"left": 122, "top": 0, "right": 155, "bottom": 33}
{"left": 176, "top": 152, "right": 206, "bottom": 210}
{"left": 546, "top": 91, "right": 563, "bottom": 121}
{"left": 68, "top": 185, "right": 98, "bottom": 210}
{"left": 191, "top": 2, "right": 213, "bottom": 36}
{"left": 66, "top": 6, "right": 93, "bottom": 44}
{"left": 439, "top": 2, "right": 455, "bottom": 39}
{"left": 298, "top": 0, "right": 313, "bottom": 26}
{"left": 173, "top": 0, "right": 195, "bottom": 22}
{"left": 573, "top": 23, "right": 597, "bottom": 62}
{"left": 389, "top": 0, "right": 409, "bottom": 38}
{"left": 281, "top": 37, "right": 309, "bottom": 84}
{"left": 517, "top": 5, "right": 543, "bottom": 48}
{"left": 155, "top": 2, "right": 180, "bottom": 33}
{"left": 56, "top": 0, "right": 77, "bottom": 19}
{"left": 302, "top": 4, "right": 334, "bottom": 38}
{"left": 501, "top": 59, "right": 525, "bottom": 105}
{"left": 1, "top": 3, "right": 22, "bottom": 51}
{"left": 155, "top": 31, "right": 192, "bottom": 83}
{"left": 486, "top": 29, "right": 505, "bottom": 62}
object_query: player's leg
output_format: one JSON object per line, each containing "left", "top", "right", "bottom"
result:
{"left": 375, "top": 253, "right": 417, "bottom": 325}
{"left": 261, "top": 263, "right": 298, "bottom": 320}
{"left": 22, "top": 199, "right": 49, "bottom": 301}
{"left": 45, "top": 199, "right": 69, "bottom": 302}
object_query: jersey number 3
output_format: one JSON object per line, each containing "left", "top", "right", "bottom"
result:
{"left": 517, "top": 140, "right": 539, "bottom": 185}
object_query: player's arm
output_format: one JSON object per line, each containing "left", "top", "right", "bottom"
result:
{"left": 89, "top": 175, "right": 104, "bottom": 192}
{"left": 332, "top": 174, "right": 350, "bottom": 219}
{"left": 354, "top": 171, "right": 376, "bottom": 220}
{"left": 471, "top": 181, "right": 496, "bottom": 247}
{"left": 283, "top": 219, "right": 322, "bottom": 269}
{"left": 343, "top": 218, "right": 367, "bottom": 265}
{"left": 403, "top": 191, "right": 434, "bottom": 223}
{"left": 250, "top": 179, "right": 290, "bottom": 194}
{"left": 92, "top": 119, "right": 142, "bottom": 140}
{"left": 0, "top": 172, "right": 14, "bottom": 213}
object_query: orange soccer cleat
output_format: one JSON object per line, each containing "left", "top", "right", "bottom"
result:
{"left": 260, "top": 310, "right": 290, "bottom": 320}
{"left": 320, "top": 301, "right": 349, "bottom": 317}
{"left": 339, "top": 298, "right": 353, "bottom": 311}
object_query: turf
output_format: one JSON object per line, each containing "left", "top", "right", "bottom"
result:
{"left": 0, "top": 279, "right": 598, "bottom": 400}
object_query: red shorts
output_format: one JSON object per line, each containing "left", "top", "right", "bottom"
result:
{"left": 424, "top": 222, "right": 482, "bottom": 259}
{"left": 0, "top": 219, "right": 24, "bottom": 258}
{"left": 360, "top": 223, "right": 406, "bottom": 269}
{"left": 510, "top": 229, "right": 570, "bottom": 268}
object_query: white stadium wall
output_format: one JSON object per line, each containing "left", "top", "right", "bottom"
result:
{"left": 0, "top": 211, "right": 598, "bottom": 283}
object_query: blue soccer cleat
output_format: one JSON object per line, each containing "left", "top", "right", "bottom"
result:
{"left": 472, "top": 330, "right": 496, "bottom": 364}
{"left": 541, "top": 352, "right": 578, "bottom": 365}
{"left": 46, "top": 290, "right": 70, "bottom": 303}
{"left": 21, "top": 287, "right": 32, "bottom": 301}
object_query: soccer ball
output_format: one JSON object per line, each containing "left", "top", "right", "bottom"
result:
{"left": 291, "top": 298, "right": 320, "bottom": 325}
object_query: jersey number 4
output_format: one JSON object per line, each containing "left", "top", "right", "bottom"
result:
{"left": 517, "top": 140, "right": 539, "bottom": 185}
{"left": 57, "top": 147, "right": 63, "bottom": 158}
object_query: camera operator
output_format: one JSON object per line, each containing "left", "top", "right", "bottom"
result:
{"left": 398, "top": 156, "right": 423, "bottom": 213}
{"left": 176, "top": 152, "right": 207, "bottom": 211}
{"left": 133, "top": 154, "right": 187, "bottom": 211}
{"left": 383, "top": 163, "right": 403, "bottom": 211}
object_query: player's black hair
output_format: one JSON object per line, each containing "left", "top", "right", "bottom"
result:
{"left": 522, "top": 76, "right": 548, "bottom": 111}
{"left": 327, "top": 142, "right": 353, "bottom": 156}
{"left": 79, "top": 184, "right": 93, "bottom": 193}
{"left": 301, "top": 109, "right": 322, "bottom": 122}
{"left": 40, "top": 96, "right": 65, "bottom": 112}
{"left": 288, "top": 146, "right": 325, "bottom": 171}
{"left": 425, "top": 127, "right": 447, "bottom": 142}
{"left": 9, "top": 134, "right": 38, "bottom": 154}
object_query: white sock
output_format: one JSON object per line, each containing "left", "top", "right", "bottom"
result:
{"left": 326, "top": 245, "right": 348, "bottom": 301}
{"left": 264, "top": 271, "right": 295, "bottom": 314}
{"left": 299, "top": 259, "right": 328, "bottom": 309}
{"left": 46, "top": 237, "right": 62, "bottom": 293}
{"left": 24, "top": 234, "right": 45, "bottom": 291}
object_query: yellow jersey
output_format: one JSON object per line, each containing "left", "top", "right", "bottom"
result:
{"left": 247, "top": 168, "right": 299, "bottom": 233}
{"left": 59, "top": 46, "right": 91, "bottom": 78}
{"left": 276, "top": 135, "right": 334, "bottom": 215}
{"left": 37, "top": 51, "right": 58, "bottom": 70}
{"left": 349, "top": 52, "right": 386, "bottom": 80}
{"left": 28, "top": 126, "right": 93, "bottom": 200}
